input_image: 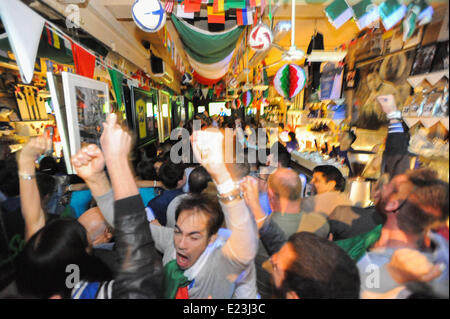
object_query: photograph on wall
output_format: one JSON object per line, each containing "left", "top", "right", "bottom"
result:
{"left": 320, "top": 63, "right": 344, "bottom": 100}
{"left": 355, "top": 29, "right": 384, "bottom": 62}
{"left": 159, "top": 91, "right": 171, "bottom": 141}
{"left": 403, "top": 26, "right": 424, "bottom": 49}
{"left": 354, "top": 50, "right": 415, "bottom": 129}
{"left": 431, "top": 41, "right": 449, "bottom": 72}
{"left": 61, "top": 72, "right": 110, "bottom": 165}
{"left": 131, "top": 87, "right": 157, "bottom": 144}
{"left": 410, "top": 44, "right": 437, "bottom": 75}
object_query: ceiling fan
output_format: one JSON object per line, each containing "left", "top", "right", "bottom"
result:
{"left": 263, "top": 1, "right": 348, "bottom": 70}
{"left": 263, "top": 0, "right": 306, "bottom": 70}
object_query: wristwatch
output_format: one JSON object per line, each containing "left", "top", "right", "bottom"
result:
{"left": 217, "top": 188, "right": 241, "bottom": 204}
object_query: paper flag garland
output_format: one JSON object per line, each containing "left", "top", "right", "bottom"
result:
{"left": 240, "top": 90, "right": 253, "bottom": 107}
{"left": 273, "top": 64, "right": 306, "bottom": 100}
{"left": 248, "top": 23, "right": 273, "bottom": 51}
{"left": 0, "top": 0, "right": 45, "bottom": 83}
{"left": 132, "top": 0, "right": 166, "bottom": 32}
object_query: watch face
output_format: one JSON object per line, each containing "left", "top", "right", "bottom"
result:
{"left": 132, "top": 0, "right": 166, "bottom": 32}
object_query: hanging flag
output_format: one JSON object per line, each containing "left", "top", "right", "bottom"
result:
{"left": 0, "top": 0, "right": 45, "bottom": 83}
{"left": 176, "top": 4, "right": 195, "bottom": 19}
{"left": 52, "top": 30, "right": 61, "bottom": 49}
{"left": 72, "top": 42, "right": 96, "bottom": 78}
{"left": 324, "top": 0, "right": 354, "bottom": 29}
{"left": 249, "top": 0, "right": 256, "bottom": 8}
{"left": 417, "top": 0, "right": 433, "bottom": 25}
{"left": 165, "top": 0, "right": 174, "bottom": 13}
{"left": 184, "top": 0, "right": 202, "bottom": 12}
{"left": 213, "top": 0, "right": 224, "bottom": 13}
{"left": 225, "top": 0, "right": 246, "bottom": 10}
{"left": 352, "top": 0, "right": 379, "bottom": 30}
{"left": 46, "top": 27, "right": 54, "bottom": 47}
{"left": 236, "top": 8, "right": 254, "bottom": 26}
{"left": 208, "top": 5, "right": 225, "bottom": 24}
{"left": 378, "top": 0, "right": 407, "bottom": 31}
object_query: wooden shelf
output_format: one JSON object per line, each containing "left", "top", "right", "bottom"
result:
{"left": 403, "top": 117, "right": 449, "bottom": 130}
{"left": 407, "top": 69, "right": 449, "bottom": 88}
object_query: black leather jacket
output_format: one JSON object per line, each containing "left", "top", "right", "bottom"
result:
{"left": 112, "top": 195, "right": 163, "bottom": 298}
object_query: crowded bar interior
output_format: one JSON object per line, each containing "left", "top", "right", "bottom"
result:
{"left": 0, "top": 0, "right": 449, "bottom": 301}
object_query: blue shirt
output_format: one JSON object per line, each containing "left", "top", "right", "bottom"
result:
{"left": 259, "top": 192, "right": 272, "bottom": 215}
{"left": 147, "top": 188, "right": 184, "bottom": 226}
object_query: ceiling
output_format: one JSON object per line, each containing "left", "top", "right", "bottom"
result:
{"left": 24, "top": 0, "right": 450, "bottom": 91}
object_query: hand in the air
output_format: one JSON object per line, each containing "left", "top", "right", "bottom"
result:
{"left": 71, "top": 144, "right": 105, "bottom": 182}
{"left": 18, "top": 135, "right": 52, "bottom": 165}
{"left": 100, "top": 113, "right": 132, "bottom": 164}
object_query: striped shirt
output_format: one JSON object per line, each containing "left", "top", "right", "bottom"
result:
{"left": 71, "top": 280, "right": 114, "bottom": 299}
{"left": 388, "top": 122, "right": 404, "bottom": 134}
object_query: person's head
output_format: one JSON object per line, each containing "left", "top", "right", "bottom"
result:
{"left": 226, "top": 162, "right": 250, "bottom": 182}
{"left": 267, "top": 142, "right": 290, "bottom": 168}
{"left": 267, "top": 168, "right": 302, "bottom": 212}
{"left": 311, "top": 165, "right": 346, "bottom": 194}
{"left": 376, "top": 169, "right": 449, "bottom": 238}
{"left": 278, "top": 123, "right": 285, "bottom": 133}
{"left": 78, "top": 207, "right": 113, "bottom": 247}
{"left": 159, "top": 161, "right": 186, "bottom": 190}
{"left": 188, "top": 166, "right": 212, "bottom": 194}
{"left": 338, "top": 130, "right": 356, "bottom": 150}
{"left": 174, "top": 194, "right": 224, "bottom": 270}
{"left": 136, "top": 159, "right": 157, "bottom": 181}
{"left": 15, "top": 218, "right": 112, "bottom": 298}
{"left": 271, "top": 232, "right": 360, "bottom": 299}
{"left": 38, "top": 156, "right": 58, "bottom": 175}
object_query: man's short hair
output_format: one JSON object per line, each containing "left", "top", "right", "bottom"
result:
{"left": 268, "top": 168, "right": 302, "bottom": 201}
{"left": 159, "top": 161, "right": 185, "bottom": 190}
{"left": 280, "top": 232, "right": 360, "bottom": 299}
{"left": 313, "top": 165, "right": 346, "bottom": 192}
{"left": 397, "top": 169, "right": 449, "bottom": 235}
{"left": 188, "top": 166, "right": 212, "bottom": 194}
{"left": 175, "top": 194, "right": 224, "bottom": 238}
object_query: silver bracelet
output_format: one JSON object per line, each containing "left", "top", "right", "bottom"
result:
{"left": 18, "top": 172, "right": 36, "bottom": 180}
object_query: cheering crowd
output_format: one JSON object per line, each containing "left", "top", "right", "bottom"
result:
{"left": 0, "top": 107, "right": 448, "bottom": 299}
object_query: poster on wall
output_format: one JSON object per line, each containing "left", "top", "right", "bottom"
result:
{"left": 354, "top": 50, "right": 415, "bottom": 129}
{"left": 320, "top": 63, "right": 344, "bottom": 100}
{"left": 61, "top": 72, "right": 110, "bottom": 172}
{"left": 131, "top": 87, "right": 157, "bottom": 144}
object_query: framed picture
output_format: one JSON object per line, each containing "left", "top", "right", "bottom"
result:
{"left": 47, "top": 72, "right": 73, "bottom": 174}
{"left": 410, "top": 44, "right": 437, "bottom": 76}
{"left": 61, "top": 72, "right": 110, "bottom": 169}
{"left": 403, "top": 26, "right": 424, "bottom": 50}
{"left": 131, "top": 87, "right": 158, "bottom": 145}
{"left": 158, "top": 91, "right": 172, "bottom": 142}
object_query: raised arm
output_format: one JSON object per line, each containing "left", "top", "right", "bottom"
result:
{"left": 71, "top": 144, "right": 113, "bottom": 225}
{"left": 192, "top": 129, "right": 258, "bottom": 267}
{"left": 17, "top": 136, "right": 51, "bottom": 240}
{"left": 100, "top": 113, "right": 163, "bottom": 299}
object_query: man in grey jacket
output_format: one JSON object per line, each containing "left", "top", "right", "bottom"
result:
{"left": 78, "top": 123, "right": 259, "bottom": 299}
